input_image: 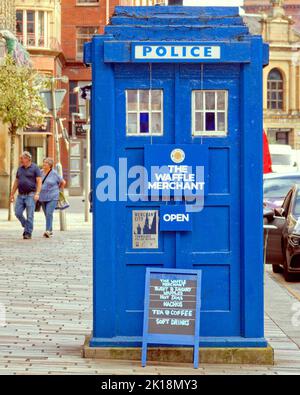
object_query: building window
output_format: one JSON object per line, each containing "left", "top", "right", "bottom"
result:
{"left": 16, "top": 10, "right": 48, "bottom": 48}
{"left": 69, "top": 81, "right": 78, "bottom": 115}
{"left": 76, "top": 27, "right": 98, "bottom": 60}
{"left": 267, "top": 68, "right": 284, "bottom": 110}
{"left": 267, "top": 128, "right": 290, "bottom": 145}
{"left": 77, "top": 0, "right": 99, "bottom": 3}
{"left": 276, "top": 132, "right": 289, "bottom": 145}
{"left": 126, "top": 90, "right": 163, "bottom": 136}
{"left": 192, "top": 90, "right": 228, "bottom": 137}
{"left": 16, "top": 10, "right": 23, "bottom": 36}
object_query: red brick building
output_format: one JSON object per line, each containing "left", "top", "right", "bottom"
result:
{"left": 244, "top": 1, "right": 300, "bottom": 32}
{"left": 60, "top": 0, "right": 119, "bottom": 188}
{"left": 61, "top": 0, "right": 119, "bottom": 132}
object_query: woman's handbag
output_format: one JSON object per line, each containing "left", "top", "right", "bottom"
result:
{"left": 56, "top": 191, "right": 70, "bottom": 211}
{"left": 35, "top": 170, "right": 52, "bottom": 212}
{"left": 35, "top": 200, "right": 42, "bottom": 212}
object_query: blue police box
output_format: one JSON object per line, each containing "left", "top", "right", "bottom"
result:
{"left": 84, "top": 6, "right": 269, "bottom": 349}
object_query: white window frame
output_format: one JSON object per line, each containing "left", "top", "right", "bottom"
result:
{"left": 76, "top": 26, "right": 98, "bottom": 60}
{"left": 126, "top": 89, "right": 164, "bottom": 136}
{"left": 16, "top": 10, "right": 48, "bottom": 49}
{"left": 77, "top": 0, "right": 99, "bottom": 4}
{"left": 192, "top": 90, "right": 228, "bottom": 137}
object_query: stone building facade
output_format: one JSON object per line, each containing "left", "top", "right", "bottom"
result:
{"left": 244, "top": 0, "right": 300, "bottom": 32}
{"left": 0, "top": 0, "right": 16, "bottom": 32}
{"left": 244, "top": 0, "right": 300, "bottom": 148}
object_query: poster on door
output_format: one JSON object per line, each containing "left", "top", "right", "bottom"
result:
{"left": 132, "top": 210, "right": 159, "bottom": 249}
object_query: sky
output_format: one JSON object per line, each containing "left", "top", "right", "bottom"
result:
{"left": 182, "top": 0, "right": 244, "bottom": 5}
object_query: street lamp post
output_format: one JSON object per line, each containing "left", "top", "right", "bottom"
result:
{"left": 84, "top": 98, "right": 91, "bottom": 223}
{"left": 50, "top": 76, "right": 68, "bottom": 231}
{"left": 73, "top": 85, "right": 91, "bottom": 223}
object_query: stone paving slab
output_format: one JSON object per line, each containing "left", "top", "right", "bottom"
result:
{"left": 0, "top": 208, "right": 300, "bottom": 374}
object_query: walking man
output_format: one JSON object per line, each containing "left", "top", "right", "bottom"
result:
{"left": 10, "top": 151, "right": 42, "bottom": 239}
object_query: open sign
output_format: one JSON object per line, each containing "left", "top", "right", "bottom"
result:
{"left": 160, "top": 206, "right": 192, "bottom": 232}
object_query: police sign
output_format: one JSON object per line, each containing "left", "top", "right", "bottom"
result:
{"left": 134, "top": 44, "right": 221, "bottom": 61}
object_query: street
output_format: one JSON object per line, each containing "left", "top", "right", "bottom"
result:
{"left": 0, "top": 201, "right": 300, "bottom": 375}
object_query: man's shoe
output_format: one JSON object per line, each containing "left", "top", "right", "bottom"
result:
{"left": 23, "top": 233, "right": 32, "bottom": 240}
{"left": 43, "top": 231, "right": 51, "bottom": 238}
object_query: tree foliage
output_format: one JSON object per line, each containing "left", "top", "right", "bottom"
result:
{"left": 0, "top": 55, "right": 48, "bottom": 133}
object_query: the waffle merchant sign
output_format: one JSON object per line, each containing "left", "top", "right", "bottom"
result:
{"left": 144, "top": 145, "right": 208, "bottom": 197}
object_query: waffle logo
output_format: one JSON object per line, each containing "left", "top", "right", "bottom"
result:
{"left": 171, "top": 149, "right": 185, "bottom": 164}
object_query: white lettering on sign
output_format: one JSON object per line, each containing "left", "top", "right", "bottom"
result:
{"left": 134, "top": 45, "right": 221, "bottom": 60}
{"left": 148, "top": 165, "right": 205, "bottom": 191}
{"left": 163, "top": 214, "right": 190, "bottom": 223}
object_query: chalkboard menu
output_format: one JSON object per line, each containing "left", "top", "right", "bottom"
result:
{"left": 142, "top": 268, "right": 202, "bottom": 369}
{"left": 148, "top": 277, "right": 197, "bottom": 335}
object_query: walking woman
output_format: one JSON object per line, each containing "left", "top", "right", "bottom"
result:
{"left": 39, "top": 158, "right": 66, "bottom": 238}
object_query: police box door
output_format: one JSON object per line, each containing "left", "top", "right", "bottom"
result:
{"left": 114, "top": 62, "right": 241, "bottom": 339}
{"left": 175, "top": 64, "right": 241, "bottom": 338}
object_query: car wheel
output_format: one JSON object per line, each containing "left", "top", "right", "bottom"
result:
{"left": 283, "top": 255, "right": 294, "bottom": 282}
{"left": 272, "top": 264, "right": 282, "bottom": 273}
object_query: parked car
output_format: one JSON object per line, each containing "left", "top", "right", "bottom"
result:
{"left": 264, "top": 185, "right": 300, "bottom": 281}
{"left": 269, "top": 144, "right": 297, "bottom": 173}
{"left": 263, "top": 172, "right": 300, "bottom": 209}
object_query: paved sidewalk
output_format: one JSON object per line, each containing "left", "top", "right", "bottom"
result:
{"left": 0, "top": 208, "right": 300, "bottom": 375}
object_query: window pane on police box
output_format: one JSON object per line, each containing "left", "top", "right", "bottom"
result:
{"left": 140, "top": 113, "right": 149, "bottom": 133}
{"left": 127, "top": 90, "right": 138, "bottom": 111}
{"left": 151, "top": 113, "right": 161, "bottom": 133}
{"left": 195, "top": 112, "right": 203, "bottom": 132}
{"left": 151, "top": 90, "right": 161, "bottom": 111}
{"left": 195, "top": 92, "right": 203, "bottom": 110}
{"left": 217, "top": 112, "right": 225, "bottom": 131}
{"left": 128, "top": 113, "right": 137, "bottom": 134}
{"left": 217, "top": 91, "right": 226, "bottom": 110}
{"left": 206, "top": 112, "right": 215, "bottom": 131}
{"left": 140, "top": 90, "right": 149, "bottom": 111}
{"left": 205, "top": 92, "right": 215, "bottom": 110}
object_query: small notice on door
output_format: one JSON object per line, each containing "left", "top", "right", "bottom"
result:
{"left": 132, "top": 210, "right": 159, "bottom": 249}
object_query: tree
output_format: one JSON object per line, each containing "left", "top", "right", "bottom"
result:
{"left": 0, "top": 55, "right": 48, "bottom": 220}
